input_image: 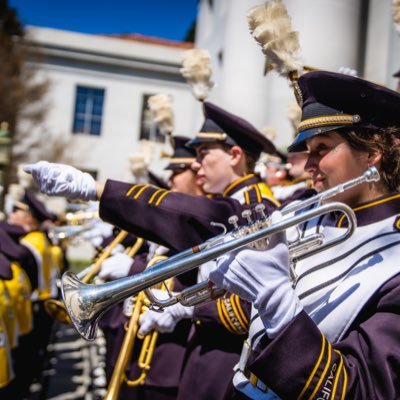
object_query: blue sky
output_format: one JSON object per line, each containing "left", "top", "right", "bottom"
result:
{"left": 9, "top": 0, "right": 198, "bottom": 41}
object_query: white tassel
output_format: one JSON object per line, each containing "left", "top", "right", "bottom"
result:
{"left": 393, "top": 0, "right": 400, "bottom": 33}
{"left": 147, "top": 94, "right": 174, "bottom": 136}
{"left": 180, "top": 49, "right": 214, "bottom": 101}
{"left": 248, "top": 0, "right": 303, "bottom": 78}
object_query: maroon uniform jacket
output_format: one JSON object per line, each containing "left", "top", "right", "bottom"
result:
{"left": 246, "top": 193, "right": 400, "bottom": 400}
{"left": 99, "top": 174, "right": 278, "bottom": 398}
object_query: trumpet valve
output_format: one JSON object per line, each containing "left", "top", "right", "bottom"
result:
{"left": 228, "top": 215, "right": 239, "bottom": 230}
{"left": 241, "top": 209, "right": 253, "bottom": 224}
{"left": 255, "top": 204, "right": 267, "bottom": 220}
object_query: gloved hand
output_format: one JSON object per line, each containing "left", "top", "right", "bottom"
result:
{"left": 209, "top": 211, "right": 303, "bottom": 339}
{"left": 24, "top": 161, "right": 97, "bottom": 201}
{"left": 138, "top": 297, "right": 194, "bottom": 336}
{"left": 82, "top": 221, "right": 114, "bottom": 248}
{"left": 337, "top": 66, "right": 358, "bottom": 77}
{"left": 98, "top": 253, "right": 134, "bottom": 281}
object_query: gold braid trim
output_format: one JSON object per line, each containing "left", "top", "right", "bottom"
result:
{"left": 196, "top": 132, "right": 227, "bottom": 141}
{"left": 298, "top": 114, "right": 360, "bottom": 133}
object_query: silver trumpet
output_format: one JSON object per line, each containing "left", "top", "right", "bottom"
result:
{"left": 61, "top": 167, "right": 379, "bottom": 341}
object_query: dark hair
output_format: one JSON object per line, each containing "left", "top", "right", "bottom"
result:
{"left": 339, "top": 127, "right": 400, "bottom": 192}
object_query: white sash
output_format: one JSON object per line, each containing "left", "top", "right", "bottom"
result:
{"left": 234, "top": 213, "right": 400, "bottom": 399}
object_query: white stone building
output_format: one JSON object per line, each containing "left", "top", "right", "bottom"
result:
{"left": 24, "top": 27, "right": 200, "bottom": 182}
{"left": 194, "top": 0, "right": 400, "bottom": 149}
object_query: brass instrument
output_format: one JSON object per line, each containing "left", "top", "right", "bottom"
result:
{"left": 61, "top": 167, "right": 380, "bottom": 341}
{"left": 104, "top": 255, "right": 172, "bottom": 400}
{"left": 45, "top": 231, "right": 143, "bottom": 324}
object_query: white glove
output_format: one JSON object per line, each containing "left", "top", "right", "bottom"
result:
{"left": 98, "top": 253, "right": 133, "bottom": 281}
{"left": 138, "top": 298, "right": 194, "bottom": 336}
{"left": 209, "top": 212, "right": 303, "bottom": 339}
{"left": 23, "top": 161, "right": 97, "bottom": 201}
{"left": 337, "top": 66, "right": 358, "bottom": 77}
{"left": 82, "top": 221, "right": 114, "bottom": 247}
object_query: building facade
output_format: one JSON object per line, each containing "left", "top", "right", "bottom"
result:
{"left": 195, "top": 0, "right": 400, "bottom": 149}
{"left": 25, "top": 27, "right": 200, "bottom": 182}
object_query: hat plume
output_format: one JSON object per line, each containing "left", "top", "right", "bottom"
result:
{"left": 180, "top": 49, "right": 214, "bottom": 101}
{"left": 147, "top": 94, "right": 174, "bottom": 136}
{"left": 248, "top": 0, "right": 303, "bottom": 79}
{"left": 393, "top": 0, "right": 400, "bottom": 33}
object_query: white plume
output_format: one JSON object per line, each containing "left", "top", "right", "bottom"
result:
{"left": 147, "top": 94, "right": 174, "bottom": 135}
{"left": 393, "top": 0, "right": 400, "bottom": 33}
{"left": 180, "top": 48, "right": 214, "bottom": 101}
{"left": 128, "top": 140, "right": 157, "bottom": 183}
{"left": 248, "top": 0, "right": 303, "bottom": 78}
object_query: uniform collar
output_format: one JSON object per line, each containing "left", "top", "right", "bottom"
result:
{"left": 336, "top": 192, "right": 400, "bottom": 228}
{"left": 223, "top": 174, "right": 260, "bottom": 197}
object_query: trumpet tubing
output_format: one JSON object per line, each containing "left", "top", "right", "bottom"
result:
{"left": 104, "top": 255, "right": 169, "bottom": 400}
{"left": 45, "top": 232, "right": 143, "bottom": 324}
{"left": 61, "top": 167, "right": 379, "bottom": 341}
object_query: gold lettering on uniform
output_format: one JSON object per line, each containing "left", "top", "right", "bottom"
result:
{"left": 318, "top": 363, "right": 337, "bottom": 400}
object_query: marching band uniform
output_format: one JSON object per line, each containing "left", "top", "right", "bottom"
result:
{"left": 24, "top": 102, "right": 280, "bottom": 399}
{"left": 0, "top": 253, "right": 15, "bottom": 395}
{"left": 8, "top": 190, "right": 59, "bottom": 385}
{"left": 102, "top": 136, "right": 199, "bottom": 400}
{"left": 209, "top": 71, "right": 400, "bottom": 399}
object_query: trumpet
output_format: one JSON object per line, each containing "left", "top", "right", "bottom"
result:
{"left": 45, "top": 231, "right": 144, "bottom": 324}
{"left": 104, "top": 254, "right": 172, "bottom": 400}
{"left": 61, "top": 167, "right": 380, "bottom": 341}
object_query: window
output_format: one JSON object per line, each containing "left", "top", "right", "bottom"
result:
{"left": 72, "top": 86, "right": 105, "bottom": 136}
{"left": 139, "top": 94, "right": 164, "bottom": 143}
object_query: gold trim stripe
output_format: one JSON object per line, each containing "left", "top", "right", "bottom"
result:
{"left": 169, "top": 157, "right": 195, "bottom": 164}
{"left": 223, "top": 174, "right": 255, "bottom": 197}
{"left": 133, "top": 184, "right": 151, "bottom": 199}
{"left": 331, "top": 350, "right": 343, "bottom": 400}
{"left": 155, "top": 191, "right": 170, "bottom": 206}
{"left": 149, "top": 189, "right": 166, "bottom": 205}
{"left": 231, "top": 295, "right": 249, "bottom": 330}
{"left": 297, "top": 335, "right": 326, "bottom": 400}
{"left": 244, "top": 190, "right": 250, "bottom": 205}
{"left": 220, "top": 299, "right": 240, "bottom": 333}
{"left": 308, "top": 342, "right": 332, "bottom": 400}
{"left": 196, "top": 132, "right": 227, "bottom": 141}
{"left": 298, "top": 114, "right": 358, "bottom": 133}
{"left": 217, "top": 299, "right": 236, "bottom": 334}
{"left": 341, "top": 363, "right": 348, "bottom": 400}
{"left": 337, "top": 193, "right": 400, "bottom": 227}
{"left": 126, "top": 184, "right": 143, "bottom": 197}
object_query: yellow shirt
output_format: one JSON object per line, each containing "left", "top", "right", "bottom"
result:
{"left": 0, "top": 280, "right": 17, "bottom": 349}
{"left": 5, "top": 263, "right": 33, "bottom": 336}
{"left": 0, "top": 315, "right": 14, "bottom": 389}
{"left": 21, "top": 231, "right": 55, "bottom": 301}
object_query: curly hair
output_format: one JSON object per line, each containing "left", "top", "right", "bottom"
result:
{"left": 339, "top": 127, "right": 400, "bottom": 192}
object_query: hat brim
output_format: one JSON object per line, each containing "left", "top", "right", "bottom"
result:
{"left": 287, "top": 125, "right": 346, "bottom": 152}
{"left": 164, "top": 163, "right": 193, "bottom": 170}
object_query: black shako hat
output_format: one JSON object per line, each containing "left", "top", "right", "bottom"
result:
{"left": 289, "top": 71, "right": 400, "bottom": 152}
{"left": 165, "top": 136, "right": 196, "bottom": 170}
{"left": 15, "top": 190, "right": 56, "bottom": 223}
{"left": 187, "top": 102, "right": 276, "bottom": 158}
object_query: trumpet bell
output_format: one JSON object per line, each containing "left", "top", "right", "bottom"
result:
{"left": 62, "top": 271, "right": 100, "bottom": 341}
